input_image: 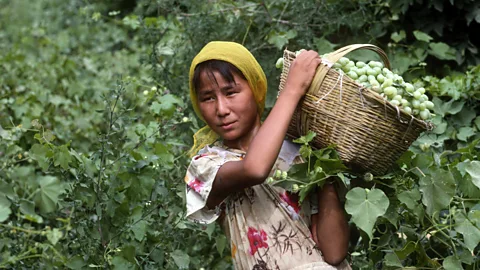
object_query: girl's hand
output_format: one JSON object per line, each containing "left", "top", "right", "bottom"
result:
{"left": 284, "top": 50, "right": 322, "bottom": 98}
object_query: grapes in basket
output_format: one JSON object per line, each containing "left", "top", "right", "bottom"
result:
{"left": 276, "top": 53, "right": 434, "bottom": 121}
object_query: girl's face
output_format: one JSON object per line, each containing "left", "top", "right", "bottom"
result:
{"left": 196, "top": 70, "right": 260, "bottom": 150}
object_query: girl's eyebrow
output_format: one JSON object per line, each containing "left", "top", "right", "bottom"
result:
{"left": 198, "top": 84, "right": 235, "bottom": 95}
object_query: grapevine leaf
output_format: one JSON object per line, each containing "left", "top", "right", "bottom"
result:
{"left": 454, "top": 163, "right": 480, "bottom": 198}
{"left": 454, "top": 211, "right": 480, "bottom": 252}
{"left": 413, "top": 30, "right": 433, "bottom": 42}
{"left": 53, "top": 144, "right": 72, "bottom": 170}
{"left": 267, "top": 29, "right": 297, "bottom": 49}
{"left": 111, "top": 256, "right": 135, "bottom": 270}
{"left": 0, "top": 194, "right": 12, "bottom": 222}
{"left": 30, "top": 144, "right": 51, "bottom": 171}
{"left": 150, "top": 94, "right": 182, "bottom": 117}
{"left": 465, "top": 161, "right": 480, "bottom": 189}
{"left": 443, "top": 256, "right": 463, "bottom": 270}
{"left": 432, "top": 122, "right": 448, "bottom": 134}
{"left": 34, "top": 176, "right": 66, "bottom": 213}
{"left": 131, "top": 220, "right": 147, "bottom": 241}
{"left": 154, "top": 143, "right": 174, "bottom": 164}
{"left": 299, "top": 145, "right": 312, "bottom": 160}
{"left": 452, "top": 105, "right": 477, "bottom": 127}
{"left": 19, "top": 200, "right": 43, "bottom": 223}
{"left": 457, "top": 127, "right": 475, "bottom": 142}
{"left": 432, "top": 97, "right": 464, "bottom": 117}
{"left": 394, "top": 241, "right": 416, "bottom": 260}
{"left": 119, "top": 245, "right": 136, "bottom": 262}
{"left": 429, "top": 42, "right": 456, "bottom": 60}
{"left": 314, "top": 37, "right": 337, "bottom": 54}
{"left": 345, "top": 188, "right": 389, "bottom": 240}
{"left": 398, "top": 189, "right": 421, "bottom": 210}
{"left": 383, "top": 201, "right": 399, "bottom": 228}
{"left": 215, "top": 234, "right": 227, "bottom": 256}
{"left": 474, "top": 116, "right": 480, "bottom": 130}
{"left": 384, "top": 253, "right": 402, "bottom": 267}
{"left": 390, "top": 30, "right": 406, "bottom": 43}
{"left": 170, "top": 249, "right": 190, "bottom": 269}
{"left": 46, "top": 228, "right": 63, "bottom": 245}
{"left": 419, "top": 167, "right": 455, "bottom": 216}
{"left": 0, "top": 182, "right": 15, "bottom": 199}
{"left": 66, "top": 255, "right": 87, "bottom": 269}
{"left": 293, "top": 131, "right": 316, "bottom": 144}
{"left": 299, "top": 183, "right": 316, "bottom": 203}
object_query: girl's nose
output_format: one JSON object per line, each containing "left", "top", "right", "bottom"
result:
{"left": 216, "top": 96, "right": 230, "bottom": 117}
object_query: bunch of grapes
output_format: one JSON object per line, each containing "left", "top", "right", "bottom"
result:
{"left": 333, "top": 57, "right": 434, "bottom": 120}
{"left": 275, "top": 53, "right": 434, "bottom": 120}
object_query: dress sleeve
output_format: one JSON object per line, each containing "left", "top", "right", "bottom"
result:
{"left": 184, "top": 146, "right": 234, "bottom": 224}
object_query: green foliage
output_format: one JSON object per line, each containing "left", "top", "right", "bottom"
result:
{"left": 0, "top": 0, "right": 223, "bottom": 269}
{"left": 345, "top": 188, "right": 389, "bottom": 241}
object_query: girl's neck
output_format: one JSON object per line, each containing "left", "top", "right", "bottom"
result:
{"left": 222, "top": 116, "right": 261, "bottom": 152}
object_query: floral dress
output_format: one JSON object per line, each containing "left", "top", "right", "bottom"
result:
{"left": 185, "top": 140, "right": 351, "bottom": 270}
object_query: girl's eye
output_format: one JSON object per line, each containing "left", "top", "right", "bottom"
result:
{"left": 226, "top": 90, "right": 238, "bottom": 96}
{"left": 201, "top": 96, "right": 215, "bottom": 102}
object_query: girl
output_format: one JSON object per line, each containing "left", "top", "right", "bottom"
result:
{"left": 184, "top": 41, "right": 350, "bottom": 269}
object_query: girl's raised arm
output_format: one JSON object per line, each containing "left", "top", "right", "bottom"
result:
{"left": 206, "top": 51, "right": 321, "bottom": 209}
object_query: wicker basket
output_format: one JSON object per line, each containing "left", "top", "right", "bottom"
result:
{"left": 278, "top": 44, "right": 433, "bottom": 175}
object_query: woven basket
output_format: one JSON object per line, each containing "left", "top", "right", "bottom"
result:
{"left": 278, "top": 44, "right": 433, "bottom": 175}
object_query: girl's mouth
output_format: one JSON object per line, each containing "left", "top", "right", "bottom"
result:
{"left": 220, "top": 121, "right": 235, "bottom": 130}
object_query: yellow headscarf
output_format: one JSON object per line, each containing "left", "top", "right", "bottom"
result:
{"left": 188, "top": 41, "right": 267, "bottom": 156}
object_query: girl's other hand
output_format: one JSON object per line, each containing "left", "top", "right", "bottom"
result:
{"left": 284, "top": 50, "right": 322, "bottom": 98}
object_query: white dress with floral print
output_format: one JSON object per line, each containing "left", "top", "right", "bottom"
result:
{"left": 185, "top": 141, "right": 351, "bottom": 270}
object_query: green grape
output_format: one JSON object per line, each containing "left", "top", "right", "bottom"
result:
{"left": 356, "top": 61, "right": 366, "bottom": 68}
{"left": 275, "top": 58, "right": 284, "bottom": 69}
{"left": 404, "top": 83, "right": 415, "bottom": 94}
{"left": 368, "top": 75, "right": 377, "bottom": 83}
{"left": 411, "top": 99, "right": 421, "bottom": 109}
{"left": 413, "top": 109, "right": 420, "bottom": 115}
{"left": 384, "top": 86, "right": 397, "bottom": 97}
{"left": 367, "top": 68, "right": 378, "bottom": 76}
{"left": 417, "top": 87, "right": 426, "bottom": 94}
{"left": 371, "top": 84, "right": 382, "bottom": 93}
{"left": 403, "top": 106, "right": 412, "bottom": 114}
{"left": 338, "top": 57, "right": 349, "bottom": 66}
{"left": 358, "top": 74, "right": 368, "bottom": 82}
{"left": 381, "top": 78, "right": 393, "bottom": 88}
{"left": 356, "top": 67, "right": 366, "bottom": 76}
{"left": 373, "top": 67, "right": 382, "bottom": 75}
{"left": 413, "top": 91, "right": 422, "bottom": 100}
{"left": 393, "top": 95, "right": 403, "bottom": 101}
{"left": 341, "top": 66, "right": 350, "bottom": 73}
{"left": 419, "top": 109, "right": 431, "bottom": 120}
{"left": 401, "top": 99, "right": 410, "bottom": 107}
{"left": 390, "top": 100, "right": 400, "bottom": 106}
{"left": 425, "top": 101, "right": 434, "bottom": 110}
{"left": 421, "top": 94, "right": 429, "bottom": 102}
{"left": 419, "top": 102, "right": 426, "bottom": 111}
{"left": 376, "top": 74, "right": 385, "bottom": 83}
{"left": 347, "top": 71, "right": 358, "bottom": 80}
{"left": 393, "top": 74, "right": 404, "bottom": 83}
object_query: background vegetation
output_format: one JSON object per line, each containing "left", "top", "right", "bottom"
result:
{"left": 0, "top": 0, "right": 479, "bottom": 269}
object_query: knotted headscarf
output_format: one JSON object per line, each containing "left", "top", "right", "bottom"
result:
{"left": 188, "top": 41, "right": 267, "bottom": 156}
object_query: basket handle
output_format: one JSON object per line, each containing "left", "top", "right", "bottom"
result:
{"left": 308, "top": 44, "right": 391, "bottom": 96}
